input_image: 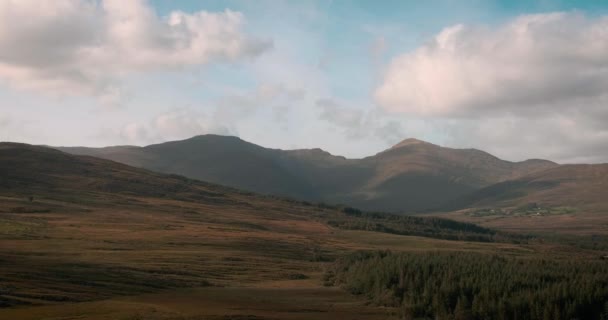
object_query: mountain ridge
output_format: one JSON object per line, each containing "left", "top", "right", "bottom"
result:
{"left": 56, "top": 134, "right": 559, "bottom": 212}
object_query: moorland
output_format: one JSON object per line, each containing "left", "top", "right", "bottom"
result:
{"left": 1, "top": 141, "right": 607, "bottom": 319}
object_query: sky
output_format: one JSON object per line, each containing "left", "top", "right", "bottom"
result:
{"left": 1, "top": 0, "right": 608, "bottom": 163}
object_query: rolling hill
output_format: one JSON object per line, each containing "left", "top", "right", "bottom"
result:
{"left": 56, "top": 135, "right": 557, "bottom": 212}
{"left": 434, "top": 164, "right": 608, "bottom": 236}
{"left": 0, "top": 142, "right": 535, "bottom": 319}
{"left": 444, "top": 163, "right": 608, "bottom": 213}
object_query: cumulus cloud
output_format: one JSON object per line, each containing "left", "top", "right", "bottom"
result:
{"left": 372, "top": 12, "right": 608, "bottom": 163}
{"left": 375, "top": 12, "right": 608, "bottom": 117}
{"left": 116, "top": 109, "right": 234, "bottom": 144}
{"left": 0, "top": 0, "right": 271, "bottom": 97}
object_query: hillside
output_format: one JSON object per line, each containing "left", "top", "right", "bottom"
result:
{"left": 0, "top": 143, "right": 527, "bottom": 309}
{"left": 347, "top": 139, "right": 556, "bottom": 212}
{"left": 0, "top": 143, "right": 601, "bottom": 319}
{"left": 56, "top": 136, "right": 318, "bottom": 200}
{"left": 435, "top": 164, "right": 608, "bottom": 236}
{"left": 445, "top": 164, "right": 608, "bottom": 212}
{"left": 57, "top": 135, "right": 557, "bottom": 212}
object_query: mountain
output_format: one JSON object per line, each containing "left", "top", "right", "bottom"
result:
{"left": 56, "top": 135, "right": 558, "bottom": 212}
{"left": 0, "top": 142, "right": 513, "bottom": 312}
{"left": 348, "top": 139, "right": 556, "bottom": 212}
{"left": 444, "top": 163, "right": 608, "bottom": 213}
{"left": 1, "top": 144, "right": 604, "bottom": 320}
{"left": 0, "top": 142, "right": 235, "bottom": 201}
{"left": 57, "top": 136, "right": 319, "bottom": 200}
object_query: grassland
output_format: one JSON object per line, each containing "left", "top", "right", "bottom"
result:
{"left": 0, "top": 143, "right": 605, "bottom": 319}
{"left": 0, "top": 193, "right": 600, "bottom": 319}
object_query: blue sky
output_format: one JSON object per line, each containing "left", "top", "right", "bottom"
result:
{"left": 1, "top": 0, "right": 608, "bottom": 163}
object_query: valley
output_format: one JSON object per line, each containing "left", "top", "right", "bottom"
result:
{"left": 1, "top": 143, "right": 603, "bottom": 319}
{"left": 4, "top": 1, "right": 608, "bottom": 318}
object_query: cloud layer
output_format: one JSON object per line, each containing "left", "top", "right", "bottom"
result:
{"left": 0, "top": 0, "right": 270, "bottom": 97}
{"left": 375, "top": 12, "right": 608, "bottom": 117}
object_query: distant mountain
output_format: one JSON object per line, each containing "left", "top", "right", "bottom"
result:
{"left": 58, "top": 136, "right": 319, "bottom": 200}
{"left": 57, "top": 135, "right": 558, "bottom": 212}
{"left": 0, "top": 142, "right": 505, "bottom": 245}
{"left": 444, "top": 164, "right": 608, "bottom": 213}
{"left": 347, "top": 139, "right": 557, "bottom": 212}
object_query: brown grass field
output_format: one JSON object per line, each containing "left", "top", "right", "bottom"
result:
{"left": 0, "top": 144, "right": 604, "bottom": 319}
{"left": 0, "top": 192, "right": 598, "bottom": 320}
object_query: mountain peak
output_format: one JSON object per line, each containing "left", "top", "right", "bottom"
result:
{"left": 391, "top": 138, "right": 434, "bottom": 149}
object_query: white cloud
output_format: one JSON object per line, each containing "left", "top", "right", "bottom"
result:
{"left": 375, "top": 12, "right": 608, "bottom": 117}
{"left": 117, "top": 109, "right": 233, "bottom": 144}
{"left": 0, "top": 0, "right": 271, "bottom": 98}
{"left": 371, "top": 12, "right": 608, "bottom": 163}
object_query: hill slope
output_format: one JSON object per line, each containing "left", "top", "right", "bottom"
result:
{"left": 445, "top": 163, "right": 608, "bottom": 213}
{"left": 56, "top": 136, "right": 317, "bottom": 199}
{"left": 432, "top": 164, "right": 608, "bottom": 236}
{"left": 57, "top": 135, "right": 557, "bottom": 212}
{"left": 349, "top": 139, "right": 556, "bottom": 211}
{"left": 0, "top": 142, "right": 504, "bottom": 242}
{"left": 0, "top": 142, "right": 522, "bottom": 313}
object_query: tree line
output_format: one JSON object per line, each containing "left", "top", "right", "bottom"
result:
{"left": 325, "top": 207, "right": 528, "bottom": 243}
{"left": 324, "top": 251, "right": 608, "bottom": 319}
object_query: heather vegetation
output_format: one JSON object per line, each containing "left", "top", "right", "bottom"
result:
{"left": 325, "top": 251, "right": 608, "bottom": 320}
{"left": 2, "top": 143, "right": 608, "bottom": 320}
